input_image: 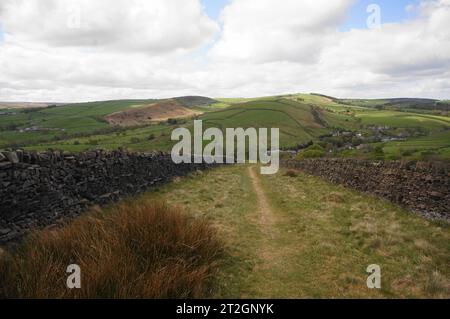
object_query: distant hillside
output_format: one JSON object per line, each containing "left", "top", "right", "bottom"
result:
{"left": 105, "top": 100, "right": 201, "bottom": 127}
{"left": 2, "top": 93, "right": 449, "bottom": 162}
{"left": 199, "top": 98, "right": 357, "bottom": 147}
{"left": 436, "top": 100, "right": 450, "bottom": 110}
{"left": 339, "top": 98, "right": 444, "bottom": 111}
{"left": 310, "top": 94, "right": 448, "bottom": 111}
{"left": 0, "top": 99, "right": 157, "bottom": 148}
{"left": 0, "top": 102, "right": 64, "bottom": 110}
{"left": 174, "top": 96, "right": 218, "bottom": 108}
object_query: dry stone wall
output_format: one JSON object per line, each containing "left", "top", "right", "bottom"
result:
{"left": 283, "top": 158, "right": 449, "bottom": 221}
{"left": 0, "top": 150, "right": 215, "bottom": 244}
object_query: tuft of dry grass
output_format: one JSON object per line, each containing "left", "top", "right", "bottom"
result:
{"left": 284, "top": 169, "right": 298, "bottom": 178}
{"left": 0, "top": 200, "right": 222, "bottom": 299}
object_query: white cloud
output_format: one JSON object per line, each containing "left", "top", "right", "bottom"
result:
{"left": 0, "top": 0, "right": 449, "bottom": 102}
{"left": 210, "top": 0, "right": 354, "bottom": 63}
{"left": 204, "top": 0, "right": 450, "bottom": 99}
{"left": 0, "top": 0, "right": 218, "bottom": 53}
{"left": 313, "top": 0, "right": 450, "bottom": 98}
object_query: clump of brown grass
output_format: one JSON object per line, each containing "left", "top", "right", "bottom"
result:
{"left": 284, "top": 169, "right": 298, "bottom": 178}
{"left": 0, "top": 200, "right": 222, "bottom": 299}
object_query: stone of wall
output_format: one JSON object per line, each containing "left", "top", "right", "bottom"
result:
{"left": 283, "top": 158, "right": 449, "bottom": 221}
{"left": 0, "top": 150, "right": 215, "bottom": 244}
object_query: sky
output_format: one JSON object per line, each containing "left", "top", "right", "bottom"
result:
{"left": 340, "top": 0, "right": 420, "bottom": 30}
{"left": 203, "top": 0, "right": 231, "bottom": 20}
{"left": 0, "top": 0, "right": 449, "bottom": 102}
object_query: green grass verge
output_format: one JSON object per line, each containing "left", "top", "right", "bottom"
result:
{"left": 139, "top": 165, "right": 450, "bottom": 298}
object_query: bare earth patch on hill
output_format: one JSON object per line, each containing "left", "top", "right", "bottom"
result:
{"left": 105, "top": 99, "right": 202, "bottom": 126}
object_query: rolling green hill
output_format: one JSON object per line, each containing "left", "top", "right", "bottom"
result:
{"left": 10, "top": 97, "right": 358, "bottom": 151}
{"left": 339, "top": 98, "right": 440, "bottom": 110}
{"left": 200, "top": 98, "right": 357, "bottom": 147}
{"left": 174, "top": 96, "right": 218, "bottom": 108}
{"left": 1, "top": 93, "right": 448, "bottom": 161}
{"left": 0, "top": 100, "right": 156, "bottom": 148}
{"left": 309, "top": 94, "right": 449, "bottom": 112}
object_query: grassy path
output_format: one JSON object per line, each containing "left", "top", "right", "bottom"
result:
{"left": 248, "top": 166, "right": 274, "bottom": 231}
{"left": 142, "top": 165, "right": 450, "bottom": 298}
{"left": 246, "top": 166, "right": 293, "bottom": 297}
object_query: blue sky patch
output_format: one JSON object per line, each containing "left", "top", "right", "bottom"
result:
{"left": 202, "top": 0, "right": 231, "bottom": 20}
{"left": 202, "top": 0, "right": 420, "bottom": 30}
{"left": 340, "top": 0, "right": 420, "bottom": 31}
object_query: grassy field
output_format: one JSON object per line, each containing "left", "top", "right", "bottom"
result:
{"left": 143, "top": 165, "right": 449, "bottom": 298}
{"left": 382, "top": 131, "right": 450, "bottom": 160}
{"left": 0, "top": 100, "right": 156, "bottom": 148}
{"left": 355, "top": 110, "right": 449, "bottom": 131}
{"left": 337, "top": 110, "right": 450, "bottom": 161}
{"left": 200, "top": 98, "right": 355, "bottom": 147}
{"left": 327, "top": 97, "right": 450, "bottom": 114}
{"left": 22, "top": 123, "right": 177, "bottom": 152}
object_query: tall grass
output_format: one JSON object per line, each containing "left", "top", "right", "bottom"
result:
{"left": 0, "top": 200, "right": 222, "bottom": 299}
